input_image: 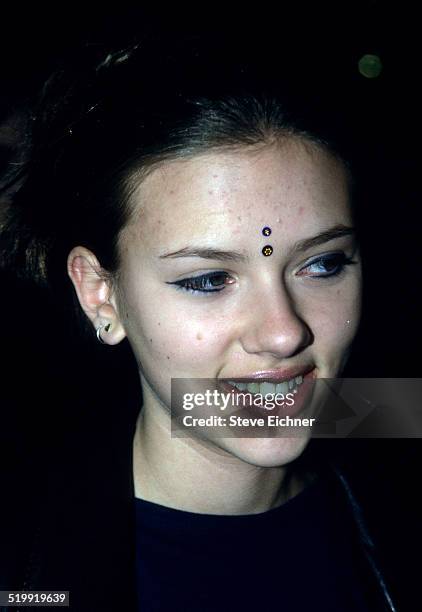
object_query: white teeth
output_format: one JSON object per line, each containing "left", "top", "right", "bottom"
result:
{"left": 248, "top": 382, "right": 260, "bottom": 394}
{"left": 260, "top": 382, "right": 276, "bottom": 395}
{"left": 228, "top": 376, "right": 304, "bottom": 395}
{"left": 275, "top": 381, "right": 289, "bottom": 395}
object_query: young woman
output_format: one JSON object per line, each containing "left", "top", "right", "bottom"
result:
{"left": 0, "top": 32, "right": 399, "bottom": 612}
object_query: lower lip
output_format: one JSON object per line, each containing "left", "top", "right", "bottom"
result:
{"left": 218, "top": 369, "right": 316, "bottom": 418}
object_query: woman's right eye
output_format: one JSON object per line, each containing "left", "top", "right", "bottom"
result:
{"left": 168, "top": 271, "right": 233, "bottom": 295}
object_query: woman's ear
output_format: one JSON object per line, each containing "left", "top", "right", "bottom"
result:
{"left": 67, "top": 246, "right": 126, "bottom": 345}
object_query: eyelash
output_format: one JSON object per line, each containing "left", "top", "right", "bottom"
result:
{"left": 170, "top": 252, "right": 358, "bottom": 295}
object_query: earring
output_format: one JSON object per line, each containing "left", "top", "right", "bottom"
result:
{"left": 96, "top": 323, "right": 111, "bottom": 344}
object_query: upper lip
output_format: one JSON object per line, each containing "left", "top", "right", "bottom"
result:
{"left": 221, "top": 365, "right": 316, "bottom": 383}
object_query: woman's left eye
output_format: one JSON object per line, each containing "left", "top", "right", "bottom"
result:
{"left": 297, "top": 252, "right": 358, "bottom": 278}
{"left": 169, "top": 271, "right": 233, "bottom": 295}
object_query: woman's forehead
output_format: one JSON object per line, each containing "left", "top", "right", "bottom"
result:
{"left": 124, "top": 143, "right": 351, "bottom": 246}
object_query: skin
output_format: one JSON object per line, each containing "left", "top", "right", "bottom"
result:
{"left": 67, "top": 139, "right": 362, "bottom": 515}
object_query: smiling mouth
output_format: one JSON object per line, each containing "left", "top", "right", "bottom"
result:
{"left": 224, "top": 376, "right": 304, "bottom": 396}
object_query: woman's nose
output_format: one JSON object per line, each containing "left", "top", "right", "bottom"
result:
{"left": 240, "top": 283, "right": 313, "bottom": 360}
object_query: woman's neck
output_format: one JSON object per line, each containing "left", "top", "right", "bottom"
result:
{"left": 132, "top": 408, "right": 312, "bottom": 515}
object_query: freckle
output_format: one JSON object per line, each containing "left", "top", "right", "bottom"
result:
{"left": 158, "top": 322, "right": 161, "bottom": 326}
{"left": 196, "top": 332, "right": 203, "bottom": 341}
{"left": 169, "top": 190, "right": 175, "bottom": 194}
{"left": 166, "top": 355, "right": 170, "bottom": 360}
{"left": 208, "top": 190, "right": 214, "bottom": 195}
{"left": 149, "top": 338, "right": 153, "bottom": 343}
{"left": 213, "top": 174, "right": 218, "bottom": 178}
{"left": 237, "top": 216, "right": 241, "bottom": 221}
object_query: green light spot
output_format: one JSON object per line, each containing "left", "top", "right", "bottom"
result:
{"left": 358, "top": 54, "right": 382, "bottom": 79}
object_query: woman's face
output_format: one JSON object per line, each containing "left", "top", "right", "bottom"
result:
{"left": 112, "top": 139, "right": 362, "bottom": 466}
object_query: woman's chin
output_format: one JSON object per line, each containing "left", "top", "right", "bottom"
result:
{"left": 216, "top": 434, "right": 312, "bottom": 468}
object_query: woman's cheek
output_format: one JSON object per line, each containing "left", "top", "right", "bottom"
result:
{"left": 138, "top": 314, "right": 214, "bottom": 365}
{"left": 319, "top": 288, "right": 362, "bottom": 356}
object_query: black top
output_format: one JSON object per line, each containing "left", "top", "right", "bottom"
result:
{"left": 135, "top": 474, "right": 375, "bottom": 612}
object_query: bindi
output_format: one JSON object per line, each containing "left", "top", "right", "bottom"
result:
{"left": 261, "top": 226, "right": 273, "bottom": 256}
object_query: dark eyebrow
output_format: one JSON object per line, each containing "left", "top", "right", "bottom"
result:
{"left": 291, "top": 224, "right": 356, "bottom": 255}
{"left": 159, "top": 247, "right": 250, "bottom": 263}
{"left": 158, "top": 224, "right": 355, "bottom": 263}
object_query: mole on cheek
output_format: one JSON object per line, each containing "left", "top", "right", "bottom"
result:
{"left": 196, "top": 332, "right": 203, "bottom": 341}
